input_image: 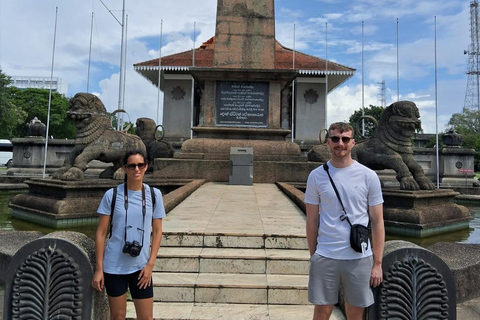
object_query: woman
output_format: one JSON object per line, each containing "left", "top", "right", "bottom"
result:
{"left": 92, "top": 149, "right": 165, "bottom": 320}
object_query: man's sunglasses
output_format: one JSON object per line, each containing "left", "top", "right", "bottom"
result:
{"left": 329, "top": 136, "right": 352, "bottom": 144}
{"left": 125, "top": 163, "right": 147, "bottom": 170}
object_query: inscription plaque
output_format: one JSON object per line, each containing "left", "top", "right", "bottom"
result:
{"left": 216, "top": 81, "right": 269, "bottom": 127}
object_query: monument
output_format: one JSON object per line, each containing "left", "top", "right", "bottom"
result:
{"left": 134, "top": 0, "right": 355, "bottom": 183}
{"left": 307, "top": 101, "right": 472, "bottom": 237}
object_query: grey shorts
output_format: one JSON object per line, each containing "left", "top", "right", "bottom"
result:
{"left": 308, "top": 254, "right": 374, "bottom": 307}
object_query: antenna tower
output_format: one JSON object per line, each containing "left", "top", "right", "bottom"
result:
{"left": 378, "top": 80, "right": 386, "bottom": 107}
{"left": 465, "top": 0, "right": 480, "bottom": 112}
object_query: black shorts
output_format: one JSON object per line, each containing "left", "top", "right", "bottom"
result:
{"left": 104, "top": 270, "right": 153, "bottom": 299}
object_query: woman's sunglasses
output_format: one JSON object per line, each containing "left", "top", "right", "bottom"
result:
{"left": 329, "top": 136, "right": 352, "bottom": 144}
{"left": 125, "top": 163, "right": 147, "bottom": 170}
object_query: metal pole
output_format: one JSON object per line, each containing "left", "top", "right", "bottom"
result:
{"left": 191, "top": 77, "right": 194, "bottom": 139}
{"left": 325, "top": 23, "right": 328, "bottom": 130}
{"left": 193, "top": 22, "right": 196, "bottom": 66}
{"left": 122, "top": 14, "right": 128, "bottom": 131}
{"left": 362, "top": 21, "right": 365, "bottom": 136}
{"left": 87, "top": 12, "right": 93, "bottom": 93}
{"left": 397, "top": 18, "right": 400, "bottom": 101}
{"left": 291, "top": 24, "right": 295, "bottom": 142}
{"left": 157, "top": 19, "right": 163, "bottom": 125}
{"left": 43, "top": 7, "right": 58, "bottom": 178}
{"left": 117, "top": 0, "right": 126, "bottom": 131}
{"left": 435, "top": 16, "right": 440, "bottom": 189}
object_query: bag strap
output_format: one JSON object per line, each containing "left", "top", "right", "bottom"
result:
{"left": 149, "top": 184, "right": 156, "bottom": 209}
{"left": 323, "top": 163, "right": 370, "bottom": 229}
{"left": 108, "top": 186, "right": 118, "bottom": 239}
{"left": 108, "top": 184, "right": 156, "bottom": 239}
{"left": 323, "top": 163, "right": 352, "bottom": 227}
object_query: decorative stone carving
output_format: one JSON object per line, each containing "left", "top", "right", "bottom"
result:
{"left": 308, "top": 101, "right": 436, "bottom": 190}
{"left": 12, "top": 246, "right": 83, "bottom": 318}
{"left": 304, "top": 88, "right": 318, "bottom": 104}
{"left": 136, "top": 118, "right": 174, "bottom": 167}
{"left": 53, "top": 93, "right": 146, "bottom": 180}
{"left": 4, "top": 232, "right": 108, "bottom": 320}
{"left": 442, "top": 129, "right": 463, "bottom": 147}
{"left": 369, "top": 241, "right": 456, "bottom": 320}
{"left": 171, "top": 86, "right": 186, "bottom": 100}
{"left": 25, "top": 117, "right": 46, "bottom": 137}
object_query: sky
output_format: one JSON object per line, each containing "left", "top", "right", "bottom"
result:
{"left": 0, "top": 0, "right": 473, "bottom": 134}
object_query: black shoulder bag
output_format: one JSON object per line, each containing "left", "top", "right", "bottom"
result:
{"left": 323, "top": 163, "right": 370, "bottom": 254}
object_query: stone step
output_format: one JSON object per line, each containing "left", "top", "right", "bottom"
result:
{"left": 151, "top": 272, "right": 309, "bottom": 305}
{"left": 162, "top": 232, "right": 308, "bottom": 250}
{"left": 156, "top": 247, "right": 310, "bottom": 275}
{"left": 126, "top": 302, "right": 347, "bottom": 320}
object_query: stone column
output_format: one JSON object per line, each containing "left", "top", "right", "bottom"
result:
{"left": 214, "top": 0, "right": 275, "bottom": 69}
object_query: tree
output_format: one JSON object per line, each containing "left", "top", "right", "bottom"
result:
{"left": 348, "top": 105, "right": 385, "bottom": 139}
{"left": 6, "top": 87, "right": 76, "bottom": 139}
{"left": 448, "top": 107, "right": 480, "bottom": 171}
{"left": 0, "top": 69, "right": 27, "bottom": 138}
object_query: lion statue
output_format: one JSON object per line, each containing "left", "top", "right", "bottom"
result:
{"left": 307, "top": 101, "right": 436, "bottom": 190}
{"left": 53, "top": 93, "right": 146, "bottom": 181}
{"left": 136, "top": 118, "right": 175, "bottom": 171}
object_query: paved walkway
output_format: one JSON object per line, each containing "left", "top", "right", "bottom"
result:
{"left": 1, "top": 182, "right": 480, "bottom": 319}
{"left": 157, "top": 182, "right": 480, "bottom": 319}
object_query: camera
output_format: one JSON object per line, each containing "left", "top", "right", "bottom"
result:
{"left": 122, "top": 240, "right": 142, "bottom": 257}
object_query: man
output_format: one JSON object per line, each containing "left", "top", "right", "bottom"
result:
{"left": 305, "top": 122, "right": 384, "bottom": 320}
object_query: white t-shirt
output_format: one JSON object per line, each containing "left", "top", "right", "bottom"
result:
{"left": 97, "top": 183, "right": 166, "bottom": 274}
{"left": 305, "top": 161, "right": 383, "bottom": 260}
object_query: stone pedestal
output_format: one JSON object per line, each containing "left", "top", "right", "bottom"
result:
{"left": 383, "top": 188, "right": 472, "bottom": 237}
{"left": 8, "top": 178, "right": 191, "bottom": 228}
{"left": 9, "top": 178, "right": 120, "bottom": 228}
{"left": 154, "top": 138, "right": 319, "bottom": 183}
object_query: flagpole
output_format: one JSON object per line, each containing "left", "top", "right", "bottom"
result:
{"left": 191, "top": 22, "right": 196, "bottom": 139}
{"left": 192, "top": 22, "right": 196, "bottom": 67}
{"left": 42, "top": 7, "right": 58, "bottom": 178}
{"left": 325, "top": 22, "right": 328, "bottom": 131}
{"left": 362, "top": 21, "right": 365, "bottom": 136}
{"left": 122, "top": 14, "right": 128, "bottom": 129}
{"left": 117, "top": 0, "right": 126, "bottom": 131}
{"left": 157, "top": 19, "right": 163, "bottom": 125}
{"left": 435, "top": 16, "right": 440, "bottom": 189}
{"left": 87, "top": 12, "right": 93, "bottom": 93}
{"left": 291, "top": 24, "right": 295, "bottom": 143}
{"left": 397, "top": 18, "right": 400, "bottom": 101}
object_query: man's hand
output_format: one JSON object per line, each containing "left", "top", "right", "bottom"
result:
{"left": 370, "top": 263, "right": 383, "bottom": 288}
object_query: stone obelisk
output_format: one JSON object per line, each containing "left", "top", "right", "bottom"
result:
{"left": 214, "top": 0, "right": 275, "bottom": 69}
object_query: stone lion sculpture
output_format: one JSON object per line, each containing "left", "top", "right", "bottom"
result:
{"left": 53, "top": 93, "right": 146, "bottom": 181}
{"left": 136, "top": 118, "right": 174, "bottom": 170}
{"left": 308, "top": 101, "right": 436, "bottom": 190}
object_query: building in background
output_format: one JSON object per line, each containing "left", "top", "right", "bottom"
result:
{"left": 8, "top": 76, "right": 68, "bottom": 96}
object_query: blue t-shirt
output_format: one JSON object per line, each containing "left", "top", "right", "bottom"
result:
{"left": 97, "top": 183, "right": 166, "bottom": 274}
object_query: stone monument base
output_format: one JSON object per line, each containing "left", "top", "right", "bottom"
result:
{"left": 8, "top": 177, "right": 197, "bottom": 228}
{"left": 383, "top": 188, "right": 472, "bottom": 237}
{"left": 154, "top": 138, "right": 319, "bottom": 183}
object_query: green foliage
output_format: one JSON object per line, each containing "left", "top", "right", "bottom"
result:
{"left": 0, "top": 69, "right": 76, "bottom": 139}
{"left": 448, "top": 108, "right": 480, "bottom": 171}
{"left": 348, "top": 105, "right": 385, "bottom": 139}
{"left": 0, "top": 69, "right": 25, "bottom": 138}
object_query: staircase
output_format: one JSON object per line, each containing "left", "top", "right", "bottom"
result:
{"left": 125, "top": 183, "right": 345, "bottom": 320}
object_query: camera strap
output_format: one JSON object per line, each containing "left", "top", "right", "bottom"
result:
{"left": 323, "top": 163, "right": 370, "bottom": 228}
{"left": 109, "top": 183, "right": 155, "bottom": 239}
{"left": 123, "top": 183, "right": 146, "bottom": 247}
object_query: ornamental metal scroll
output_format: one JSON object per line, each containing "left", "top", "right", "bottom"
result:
{"left": 11, "top": 245, "right": 83, "bottom": 319}
{"left": 369, "top": 243, "right": 457, "bottom": 320}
